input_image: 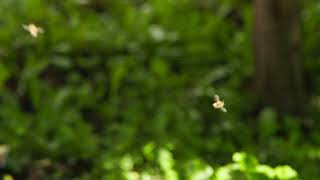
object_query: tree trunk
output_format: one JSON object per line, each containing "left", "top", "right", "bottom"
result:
{"left": 253, "top": 0, "right": 305, "bottom": 115}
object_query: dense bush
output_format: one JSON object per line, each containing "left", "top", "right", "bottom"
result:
{"left": 0, "top": 0, "right": 319, "bottom": 179}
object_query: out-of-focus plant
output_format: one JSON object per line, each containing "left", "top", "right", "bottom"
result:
{"left": 101, "top": 146, "right": 299, "bottom": 180}
{"left": 215, "top": 152, "right": 299, "bottom": 180}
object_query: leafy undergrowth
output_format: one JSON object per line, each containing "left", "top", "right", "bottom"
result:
{"left": 0, "top": 0, "right": 319, "bottom": 179}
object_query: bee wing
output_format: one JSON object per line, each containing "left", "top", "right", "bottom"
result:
{"left": 38, "top": 27, "right": 44, "bottom": 33}
{"left": 220, "top": 107, "right": 227, "bottom": 112}
{"left": 22, "top": 24, "right": 29, "bottom": 30}
{"left": 214, "top": 95, "right": 220, "bottom": 102}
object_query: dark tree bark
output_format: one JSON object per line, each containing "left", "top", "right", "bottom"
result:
{"left": 253, "top": 0, "right": 305, "bottom": 115}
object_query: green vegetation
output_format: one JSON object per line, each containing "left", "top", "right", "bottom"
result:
{"left": 0, "top": 0, "right": 319, "bottom": 179}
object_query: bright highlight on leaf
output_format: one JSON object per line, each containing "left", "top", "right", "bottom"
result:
{"left": 0, "top": 145, "right": 9, "bottom": 168}
{"left": 2, "top": 174, "right": 14, "bottom": 180}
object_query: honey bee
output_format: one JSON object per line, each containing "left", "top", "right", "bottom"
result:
{"left": 22, "top": 24, "right": 44, "bottom": 37}
{"left": 212, "top": 94, "right": 227, "bottom": 112}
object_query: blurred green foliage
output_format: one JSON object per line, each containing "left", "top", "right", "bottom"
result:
{"left": 0, "top": 0, "right": 319, "bottom": 179}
